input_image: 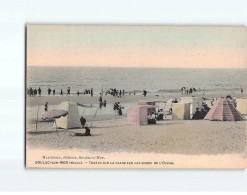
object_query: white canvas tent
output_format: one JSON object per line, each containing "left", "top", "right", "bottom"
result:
{"left": 236, "top": 99, "right": 247, "bottom": 114}
{"left": 54, "top": 101, "right": 81, "bottom": 129}
{"left": 164, "top": 99, "right": 174, "bottom": 114}
{"left": 181, "top": 96, "right": 203, "bottom": 114}
{"left": 172, "top": 102, "right": 190, "bottom": 120}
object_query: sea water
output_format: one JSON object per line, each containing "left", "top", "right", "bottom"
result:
{"left": 27, "top": 66, "right": 247, "bottom": 94}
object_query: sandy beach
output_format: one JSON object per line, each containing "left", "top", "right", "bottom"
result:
{"left": 26, "top": 90, "right": 247, "bottom": 160}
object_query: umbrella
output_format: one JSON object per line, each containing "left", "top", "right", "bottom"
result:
{"left": 42, "top": 109, "right": 68, "bottom": 120}
{"left": 42, "top": 109, "right": 68, "bottom": 132}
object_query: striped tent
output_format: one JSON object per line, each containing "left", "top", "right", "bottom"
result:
{"left": 204, "top": 98, "right": 244, "bottom": 121}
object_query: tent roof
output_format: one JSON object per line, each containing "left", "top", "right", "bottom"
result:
{"left": 204, "top": 98, "right": 244, "bottom": 121}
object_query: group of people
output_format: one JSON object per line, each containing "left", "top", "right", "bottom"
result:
{"left": 99, "top": 94, "right": 107, "bottom": 108}
{"left": 27, "top": 87, "right": 42, "bottom": 97}
{"left": 27, "top": 87, "right": 95, "bottom": 97}
{"left": 192, "top": 101, "right": 210, "bottom": 120}
{"left": 113, "top": 102, "right": 123, "bottom": 115}
{"left": 180, "top": 87, "right": 197, "bottom": 95}
{"left": 105, "top": 88, "right": 125, "bottom": 97}
{"left": 80, "top": 88, "right": 93, "bottom": 96}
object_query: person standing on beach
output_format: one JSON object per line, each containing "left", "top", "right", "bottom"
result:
{"left": 91, "top": 88, "right": 93, "bottom": 97}
{"left": 48, "top": 87, "right": 51, "bottom": 96}
{"left": 29, "top": 87, "right": 33, "bottom": 97}
{"left": 99, "top": 94, "right": 103, "bottom": 104}
{"left": 60, "top": 89, "right": 63, "bottom": 96}
{"left": 38, "top": 87, "right": 41, "bottom": 96}
{"left": 143, "top": 90, "right": 147, "bottom": 97}
{"left": 67, "top": 87, "right": 70, "bottom": 95}
{"left": 45, "top": 102, "right": 48, "bottom": 112}
{"left": 77, "top": 91, "right": 80, "bottom": 96}
{"left": 53, "top": 89, "right": 55, "bottom": 95}
{"left": 241, "top": 87, "right": 243, "bottom": 93}
{"left": 119, "top": 90, "right": 122, "bottom": 97}
{"left": 33, "top": 89, "right": 37, "bottom": 97}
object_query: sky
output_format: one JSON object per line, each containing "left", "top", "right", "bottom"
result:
{"left": 26, "top": 25, "right": 247, "bottom": 68}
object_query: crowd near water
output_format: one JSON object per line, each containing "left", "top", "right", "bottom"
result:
{"left": 27, "top": 86, "right": 153, "bottom": 98}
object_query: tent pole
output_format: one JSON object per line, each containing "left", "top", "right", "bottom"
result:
{"left": 54, "top": 119, "right": 58, "bottom": 136}
{"left": 35, "top": 105, "right": 40, "bottom": 131}
{"left": 90, "top": 106, "right": 99, "bottom": 128}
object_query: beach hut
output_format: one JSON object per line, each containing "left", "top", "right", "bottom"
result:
{"left": 236, "top": 99, "right": 247, "bottom": 114}
{"left": 172, "top": 102, "right": 191, "bottom": 120}
{"left": 126, "top": 105, "right": 155, "bottom": 125}
{"left": 181, "top": 96, "right": 203, "bottom": 114}
{"left": 204, "top": 98, "right": 244, "bottom": 121}
{"left": 54, "top": 101, "right": 81, "bottom": 129}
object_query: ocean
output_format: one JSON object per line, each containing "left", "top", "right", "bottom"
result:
{"left": 27, "top": 66, "right": 247, "bottom": 94}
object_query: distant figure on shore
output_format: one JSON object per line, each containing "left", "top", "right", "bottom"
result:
{"left": 77, "top": 91, "right": 80, "bottom": 96}
{"left": 60, "top": 89, "right": 63, "bottom": 96}
{"left": 103, "top": 100, "right": 107, "bottom": 107}
{"left": 67, "top": 87, "right": 70, "bottom": 95}
{"left": 143, "top": 90, "right": 147, "bottom": 97}
{"left": 241, "top": 87, "right": 243, "bottom": 93}
{"left": 91, "top": 88, "right": 93, "bottom": 97}
{"left": 45, "top": 102, "right": 48, "bottom": 112}
{"left": 38, "top": 87, "right": 41, "bottom": 96}
{"left": 99, "top": 93, "right": 103, "bottom": 104}
{"left": 33, "top": 89, "right": 37, "bottom": 97}
{"left": 189, "top": 88, "right": 193, "bottom": 94}
{"left": 118, "top": 106, "right": 123, "bottom": 115}
{"left": 48, "top": 88, "right": 51, "bottom": 96}
{"left": 113, "top": 102, "right": 119, "bottom": 115}
{"left": 134, "top": 91, "right": 136, "bottom": 95}
{"left": 53, "top": 89, "right": 55, "bottom": 95}
{"left": 29, "top": 87, "right": 33, "bottom": 97}
{"left": 181, "top": 87, "right": 185, "bottom": 94}
{"left": 119, "top": 90, "right": 122, "bottom": 97}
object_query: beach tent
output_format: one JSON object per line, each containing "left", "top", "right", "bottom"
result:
{"left": 54, "top": 101, "right": 81, "bottom": 129}
{"left": 126, "top": 105, "right": 155, "bottom": 125}
{"left": 181, "top": 96, "right": 203, "bottom": 115}
{"left": 204, "top": 98, "right": 244, "bottom": 121}
{"left": 172, "top": 102, "right": 191, "bottom": 120}
{"left": 164, "top": 99, "right": 175, "bottom": 114}
{"left": 236, "top": 99, "right": 247, "bottom": 115}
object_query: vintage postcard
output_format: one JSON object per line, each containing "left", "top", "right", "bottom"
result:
{"left": 25, "top": 25, "right": 247, "bottom": 168}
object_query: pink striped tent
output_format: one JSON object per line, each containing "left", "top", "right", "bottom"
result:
{"left": 204, "top": 98, "right": 244, "bottom": 121}
{"left": 126, "top": 105, "right": 155, "bottom": 125}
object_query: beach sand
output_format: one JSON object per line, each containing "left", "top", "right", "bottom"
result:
{"left": 25, "top": 90, "right": 247, "bottom": 168}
